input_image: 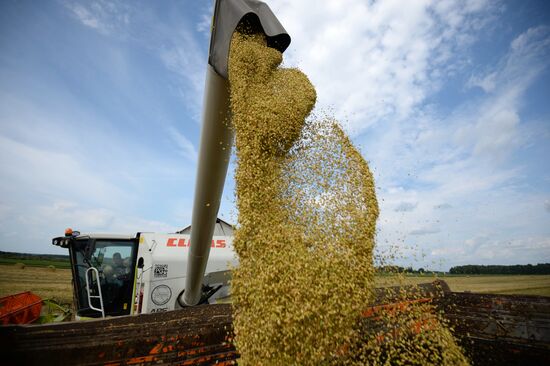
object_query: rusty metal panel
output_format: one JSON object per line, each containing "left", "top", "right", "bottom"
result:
{"left": 2, "top": 284, "right": 550, "bottom": 365}
{"left": 437, "top": 291, "right": 550, "bottom": 365}
{"left": 1, "top": 304, "right": 237, "bottom": 365}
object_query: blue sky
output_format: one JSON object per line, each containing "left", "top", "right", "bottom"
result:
{"left": 0, "top": 0, "right": 549, "bottom": 270}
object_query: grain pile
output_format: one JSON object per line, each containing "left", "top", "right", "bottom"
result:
{"left": 228, "top": 28, "right": 468, "bottom": 365}
{"left": 342, "top": 283, "right": 470, "bottom": 365}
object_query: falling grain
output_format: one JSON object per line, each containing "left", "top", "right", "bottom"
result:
{"left": 228, "top": 27, "right": 468, "bottom": 365}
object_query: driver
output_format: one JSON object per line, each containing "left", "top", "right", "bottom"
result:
{"left": 112, "top": 252, "right": 130, "bottom": 279}
{"left": 103, "top": 252, "right": 129, "bottom": 286}
{"left": 101, "top": 252, "right": 131, "bottom": 315}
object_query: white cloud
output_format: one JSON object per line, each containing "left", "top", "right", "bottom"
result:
{"left": 67, "top": 3, "right": 102, "bottom": 30}
{"left": 166, "top": 126, "right": 198, "bottom": 162}
{"left": 160, "top": 32, "right": 206, "bottom": 120}
{"left": 272, "top": 0, "right": 498, "bottom": 133}
{"left": 0, "top": 135, "right": 123, "bottom": 207}
{"left": 351, "top": 21, "right": 549, "bottom": 269}
{"left": 39, "top": 200, "right": 178, "bottom": 234}
{"left": 63, "top": 1, "right": 207, "bottom": 120}
{"left": 47, "top": 201, "right": 115, "bottom": 228}
{"left": 0, "top": 89, "right": 194, "bottom": 253}
{"left": 196, "top": 14, "right": 211, "bottom": 35}
{"left": 467, "top": 72, "right": 498, "bottom": 93}
{"left": 1, "top": 2, "right": 206, "bottom": 254}
{"left": 0, "top": 132, "right": 185, "bottom": 253}
{"left": 394, "top": 202, "right": 418, "bottom": 212}
{"left": 432, "top": 236, "right": 550, "bottom": 266}
{"left": 456, "top": 26, "right": 550, "bottom": 162}
{"left": 64, "top": 0, "right": 132, "bottom": 35}
{"left": 196, "top": 4, "right": 213, "bottom": 38}
{"left": 410, "top": 227, "right": 440, "bottom": 236}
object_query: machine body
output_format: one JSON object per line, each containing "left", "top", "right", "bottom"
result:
{"left": 53, "top": 219, "right": 236, "bottom": 318}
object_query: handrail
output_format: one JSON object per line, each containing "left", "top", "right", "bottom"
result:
{"left": 85, "top": 267, "right": 105, "bottom": 318}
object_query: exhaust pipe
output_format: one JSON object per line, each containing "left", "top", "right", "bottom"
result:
{"left": 180, "top": 0, "right": 291, "bottom": 306}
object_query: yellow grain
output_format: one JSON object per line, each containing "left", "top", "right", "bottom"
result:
{"left": 228, "top": 27, "right": 468, "bottom": 365}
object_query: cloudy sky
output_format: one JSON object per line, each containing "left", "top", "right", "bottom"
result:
{"left": 1, "top": 0, "right": 549, "bottom": 270}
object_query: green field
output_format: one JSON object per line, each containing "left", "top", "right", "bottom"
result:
{"left": 0, "top": 257, "right": 71, "bottom": 269}
{"left": 0, "top": 251, "right": 70, "bottom": 269}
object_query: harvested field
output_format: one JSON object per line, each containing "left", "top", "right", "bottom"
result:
{"left": 376, "top": 274, "right": 550, "bottom": 297}
{"left": 0, "top": 264, "right": 72, "bottom": 304}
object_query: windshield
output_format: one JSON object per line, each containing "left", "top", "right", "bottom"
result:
{"left": 71, "top": 239, "right": 137, "bottom": 317}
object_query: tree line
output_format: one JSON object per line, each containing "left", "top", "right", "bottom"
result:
{"left": 376, "top": 266, "right": 440, "bottom": 274}
{"left": 0, "top": 251, "right": 69, "bottom": 261}
{"left": 449, "top": 263, "right": 550, "bottom": 275}
{"left": 376, "top": 263, "right": 550, "bottom": 275}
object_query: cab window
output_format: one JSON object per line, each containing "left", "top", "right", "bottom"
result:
{"left": 71, "top": 239, "right": 137, "bottom": 317}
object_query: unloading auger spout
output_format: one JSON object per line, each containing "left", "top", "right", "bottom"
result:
{"left": 180, "top": 0, "right": 291, "bottom": 306}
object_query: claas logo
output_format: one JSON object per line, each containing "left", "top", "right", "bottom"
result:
{"left": 166, "top": 238, "right": 226, "bottom": 248}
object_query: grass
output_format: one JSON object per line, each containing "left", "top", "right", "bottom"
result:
{"left": 0, "top": 264, "right": 548, "bottom": 308}
{"left": 0, "top": 258, "right": 71, "bottom": 269}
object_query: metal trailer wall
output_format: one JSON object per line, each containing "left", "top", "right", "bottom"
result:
{"left": 438, "top": 291, "right": 550, "bottom": 365}
{"left": 1, "top": 282, "right": 549, "bottom": 365}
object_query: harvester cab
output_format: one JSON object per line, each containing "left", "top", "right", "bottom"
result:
{"left": 53, "top": 221, "right": 236, "bottom": 319}
{"left": 53, "top": 231, "right": 139, "bottom": 318}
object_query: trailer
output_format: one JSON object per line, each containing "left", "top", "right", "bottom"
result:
{"left": 1, "top": 281, "right": 549, "bottom": 365}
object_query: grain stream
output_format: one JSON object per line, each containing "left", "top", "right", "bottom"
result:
{"left": 228, "top": 29, "right": 467, "bottom": 365}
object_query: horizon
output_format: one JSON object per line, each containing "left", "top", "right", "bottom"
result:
{"left": 2, "top": 250, "right": 549, "bottom": 272}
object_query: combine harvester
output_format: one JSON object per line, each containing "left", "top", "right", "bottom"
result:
{"left": 1, "top": 0, "right": 549, "bottom": 364}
